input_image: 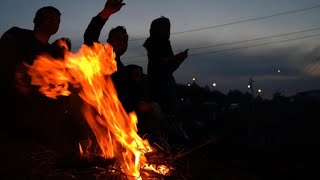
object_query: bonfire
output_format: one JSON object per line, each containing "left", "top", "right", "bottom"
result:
{"left": 27, "top": 42, "right": 175, "bottom": 179}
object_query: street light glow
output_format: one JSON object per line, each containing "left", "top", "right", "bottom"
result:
{"left": 247, "top": 85, "right": 251, "bottom": 89}
{"left": 258, "top": 89, "right": 262, "bottom": 93}
{"left": 192, "top": 77, "right": 196, "bottom": 81}
{"left": 213, "top": 83, "right": 216, "bottom": 87}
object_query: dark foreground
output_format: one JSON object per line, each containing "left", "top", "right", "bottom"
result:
{"left": 0, "top": 123, "right": 316, "bottom": 180}
{"left": 1, "top": 94, "right": 319, "bottom": 180}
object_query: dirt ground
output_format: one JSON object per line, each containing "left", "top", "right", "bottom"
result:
{"left": 0, "top": 131, "right": 315, "bottom": 180}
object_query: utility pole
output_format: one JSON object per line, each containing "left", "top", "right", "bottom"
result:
{"left": 248, "top": 78, "right": 254, "bottom": 98}
{"left": 248, "top": 77, "right": 255, "bottom": 113}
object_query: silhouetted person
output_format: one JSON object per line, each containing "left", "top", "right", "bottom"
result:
{"left": 123, "top": 64, "right": 164, "bottom": 136}
{"left": 0, "top": 6, "right": 61, "bottom": 95}
{"left": 84, "top": 0, "right": 126, "bottom": 74}
{"left": 83, "top": 0, "right": 128, "bottom": 105}
{"left": 121, "top": 64, "right": 148, "bottom": 113}
{"left": 0, "top": 6, "right": 78, "bottom": 156}
{"left": 143, "top": 16, "right": 188, "bottom": 116}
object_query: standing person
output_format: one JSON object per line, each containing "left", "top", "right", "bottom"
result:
{"left": 143, "top": 16, "right": 188, "bottom": 116}
{"left": 0, "top": 6, "right": 78, "bottom": 155}
{"left": 83, "top": 0, "right": 128, "bottom": 105}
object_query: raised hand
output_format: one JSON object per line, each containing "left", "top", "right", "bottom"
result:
{"left": 103, "top": 0, "right": 125, "bottom": 16}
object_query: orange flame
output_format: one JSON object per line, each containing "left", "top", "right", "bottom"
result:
{"left": 27, "top": 42, "right": 153, "bottom": 178}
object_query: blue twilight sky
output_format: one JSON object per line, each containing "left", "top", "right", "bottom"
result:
{"left": 1, "top": 0, "right": 320, "bottom": 98}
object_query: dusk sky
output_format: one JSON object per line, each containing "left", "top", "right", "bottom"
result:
{"left": 1, "top": 0, "right": 320, "bottom": 98}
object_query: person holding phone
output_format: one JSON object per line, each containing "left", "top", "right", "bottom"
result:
{"left": 143, "top": 16, "right": 188, "bottom": 117}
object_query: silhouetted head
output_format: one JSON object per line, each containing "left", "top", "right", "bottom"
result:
{"left": 150, "top": 16, "right": 170, "bottom": 40}
{"left": 126, "top": 64, "right": 143, "bottom": 84}
{"left": 107, "top": 26, "right": 128, "bottom": 58}
{"left": 33, "top": 6, "right": 61, "bottom": 36}
{"left": 52, "top": 37, "right": 72, "bottom": 51}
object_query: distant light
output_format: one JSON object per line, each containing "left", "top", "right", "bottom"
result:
{"left": 213, "top": 83, "right": 216, "bottom": 87}
{"left": 258, "top": 89, "right": 262, "bottom": 93}
{"left": 247, "top": 85, "right": 251, "bottom": 89}
{"left": 192, "top": 77, "right": 196, "bottom": 81}
{"left": 181, "top": 98, "right": 184, "bottom": 101}
{"left": 187, "top": 83, "right": 191, "bottom": 87}
{"left": 277, "top": 69, "right": 281, "bottom": 73}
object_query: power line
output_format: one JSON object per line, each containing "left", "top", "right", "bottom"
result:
{"left": 126, "top": 33, "right": 320, "bottom": 63}
{"left": 129, "top": 4, "right": 320, "bottom": 42}
{"left": 123, "top": 27, "right": 320, "bottom": 60}
{"left": 190, "top": 27, "right": 320, "bottom": 50}
{"left": 190, "top": 33, "right": 320, "bottom": 57}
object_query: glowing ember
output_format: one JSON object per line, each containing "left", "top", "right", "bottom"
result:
{"left": 142, "top": 164, "right": 172, "bottom": 176}
{"left": 26, "top": 42, "right": 169, "bottom": 178}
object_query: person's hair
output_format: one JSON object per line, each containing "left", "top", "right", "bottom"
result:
{"left": 108, "top": 26, "right": 128, "bottom": 39}
{"left": 34, "top": 6, "right": 61, "bottom": 24}
{"left": 150, "top": 16, "right": 170, "bottom": 37}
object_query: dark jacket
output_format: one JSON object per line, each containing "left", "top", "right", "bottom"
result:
{"left": 143, "top": 37, "right": 180, "bottom": 114}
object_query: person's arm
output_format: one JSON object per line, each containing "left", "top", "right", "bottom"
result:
{"left": 83, "top": 16, "right": 108, "bottom": 46}
{"left": 170, "top": 49, "right": 188, "bottom": 72}
{"left": 84, "top": 0, "right": 125, "bottom": 46}
{"left": 156, "top": 50, "right": 188, "bottom": 73}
